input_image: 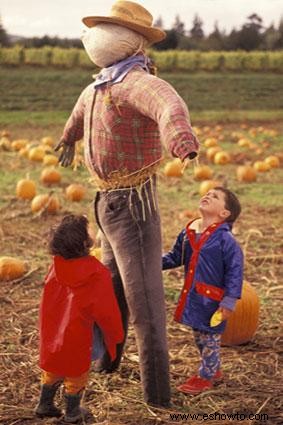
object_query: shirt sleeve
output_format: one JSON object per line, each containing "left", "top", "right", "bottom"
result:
{"left": 220, "top": 295, "right": 237, "bottom": 311}
{"left": 222, "top": 233, "right": 244, "bottom": 299}
{"left": 162, "top": 230, "right": 188, "bottom": 269}
{"left": 127, "top": 72, "right": 200, "bottom": 160}
{"left": 60, "top": 85, "right": 90, "bottom": 145}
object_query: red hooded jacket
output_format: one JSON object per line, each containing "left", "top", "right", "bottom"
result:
{"left": 39, "top": 255, "right": 124, "bottom": 376}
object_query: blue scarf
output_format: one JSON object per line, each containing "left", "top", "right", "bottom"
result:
{"left": 94, "top": 54, "right": 151, "bottom": 88}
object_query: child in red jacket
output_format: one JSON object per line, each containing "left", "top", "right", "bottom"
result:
{"left": 35, "top": 214, "right": 124, "bottom": 423}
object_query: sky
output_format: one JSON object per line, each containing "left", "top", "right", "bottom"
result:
{"left": 1, "top": 0, "right": 282, "bottom": 38}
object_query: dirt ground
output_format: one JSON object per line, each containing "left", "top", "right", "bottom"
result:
{"left": 0, "top": 123, "right": 282, "bottom": 424}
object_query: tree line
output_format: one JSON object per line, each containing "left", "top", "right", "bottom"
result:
{"left": 154, "top": 14, "right": 283, "bottom": 51}
{"left": 1, "top": 13, "right": 283, "bottom": 51}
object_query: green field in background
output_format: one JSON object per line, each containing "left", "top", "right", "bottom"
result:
{"left": 0, "top": 68, "right": 282, "bottom": 126}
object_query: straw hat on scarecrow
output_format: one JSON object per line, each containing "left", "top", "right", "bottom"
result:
{"left": 82, "top": 0, "right": 166, "bottom": 45}
{"left": 81, "top": 0, "right": 166, "bottom": 68}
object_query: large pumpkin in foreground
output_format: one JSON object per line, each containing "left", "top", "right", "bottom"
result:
{"left": 221, "top": 281, "right": 260, "bottom": 346}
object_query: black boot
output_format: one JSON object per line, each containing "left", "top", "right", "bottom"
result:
{"left": 64, "top": 392, "right": 92, "bottom": 423}
{"left": 35, "top": 382, "right": 62, "bottom": 418}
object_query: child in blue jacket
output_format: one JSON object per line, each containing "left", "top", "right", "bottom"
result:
{"left": 162, "top": 187, "right": 243, "bottom": 394}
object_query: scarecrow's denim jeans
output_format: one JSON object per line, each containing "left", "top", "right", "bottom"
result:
{"left": 94, "top": 178, "right": 171, "bottom": 406}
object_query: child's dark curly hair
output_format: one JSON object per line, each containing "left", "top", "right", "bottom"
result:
{"left": 49, "top": 214, "right": 93, "bottom": 259}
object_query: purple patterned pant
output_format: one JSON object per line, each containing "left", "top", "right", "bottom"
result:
{"left": 193, "top": 329, "right": 221, "bottom": 380}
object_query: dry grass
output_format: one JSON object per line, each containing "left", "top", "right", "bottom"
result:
{"left": 1, "top": 205, "right": 282, "bottom": 425}
{"left": 1, "top": 124, "right": 283, "bottom": 424}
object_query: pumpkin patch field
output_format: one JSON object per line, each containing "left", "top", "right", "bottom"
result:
{"left": 0, "top": 69, "right": 283, "bottom": 424}
{"left": 0, "top": 122, "right": 282, "bottom": 425}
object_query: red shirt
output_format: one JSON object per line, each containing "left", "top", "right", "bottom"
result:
{"left": 39, "top": 255, "right": 124, "bottom": 377}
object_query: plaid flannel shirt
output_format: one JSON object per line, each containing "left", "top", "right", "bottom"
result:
{"left": 61, "top": 67, "right": 199, "bottom": 180}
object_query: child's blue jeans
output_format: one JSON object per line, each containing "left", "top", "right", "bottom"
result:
{"left": 193, "top": 329, "right": 221, "bottom": 380}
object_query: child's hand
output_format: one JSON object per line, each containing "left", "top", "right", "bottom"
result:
{"left": 218, "top": 306, "right": 233, "bottom": 321}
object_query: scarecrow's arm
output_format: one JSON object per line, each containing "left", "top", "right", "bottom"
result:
{"left": 55, "top": 86, "right": 88, "bottom": 167}
{"left": 127, "top": 72, "right": 200, "bottom": 161}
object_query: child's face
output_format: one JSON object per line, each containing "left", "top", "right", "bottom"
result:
{"left": 199, "top": 189, "right": 230, "bottom": 221}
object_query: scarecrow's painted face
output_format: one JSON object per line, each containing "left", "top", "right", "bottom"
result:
{"left": 81, "top": 23, "right": 147, "bottom": 68}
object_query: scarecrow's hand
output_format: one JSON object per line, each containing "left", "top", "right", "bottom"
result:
{"left": 54, "top": 140, "right": 75, "bottom": 167}
{"left": 181, "top": 151, "right": 198, "bottom": 173}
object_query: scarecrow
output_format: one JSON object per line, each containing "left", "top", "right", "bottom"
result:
{"left": 55, "top": 0, "right": 199, "bottom": 407}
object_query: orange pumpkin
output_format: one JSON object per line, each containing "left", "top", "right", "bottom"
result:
{"left": 238, "top": 138, "right": 251, "bottom": 148}
{"left": 236, "top": 165, "right": 257, "bottom": 183}
{"left": 163, "top": 158, "right": 184, "bottom": 177}
{"left": 65, "top": 183, "right": 86, "bottom": 202}
{"left": 264, "top": 155, "right": 280, "bottom": 169}
{"left": 43, "top": 154, "right": 59, "bottom": 166}
{"left": 199, "top": 180, "right": 222, "bottom": 196}
{"left": 0, "top": 137, "right": 12, "bottom": 151}
{"left": 206, "top": 146, "right": 222, "bottom": 162}
{"left": 41, "top": 136, "right": 54, "bottom": 147}
{"left": 214, "top": 151, "right": 231, "bottom": 165}
{"left": 204, "top": 137, "right": 218, "bottom": 148}
{"left": 11, "top": 139, "right": 28, "bottom": 151}
{"left": 221, "top": 281, "right": 260, "bottom": 346}
{"left": 0, "top": 257, "right": 26, "bottom": 281}
{"left": 18, "top": 147, "right": 29, "bottom": 158}
{"left": 31, "top": 194, "right": 60, "bottom": 214}
{"left": 28, "top": 146, "right": 45, "bottom": 162}
{"left": 40, "top": 167, "right": 61, "bottom": 185}
{"left": 192, "top": 126, "right": 202, "bottom": 136}
{"left": 16, "top": 178, "right": 36, "bottom": 200}
{"left": 194, "top": 165, "right": 213, "bottom": 181}
{"left": 253, "top": 161, "right": 270, "bottom": 172}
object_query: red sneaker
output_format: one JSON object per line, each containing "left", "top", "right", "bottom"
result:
{"left": 177, "top": 375, "right": 213, "bottom": 394}
{"left": 213, "top": 370, "right": 223, "bottom": 382}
